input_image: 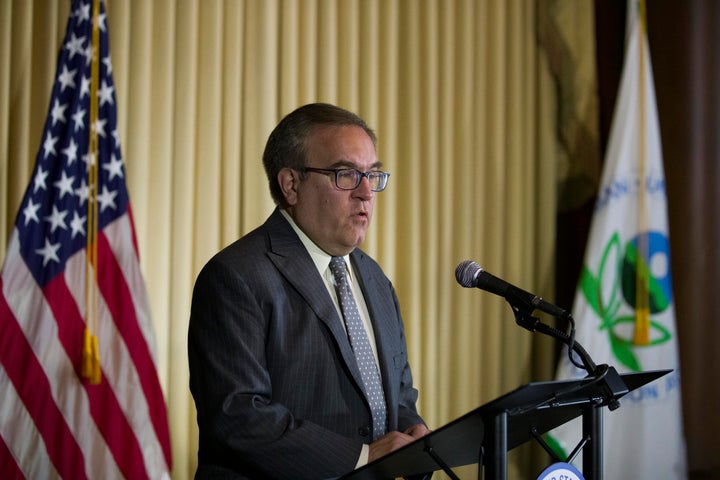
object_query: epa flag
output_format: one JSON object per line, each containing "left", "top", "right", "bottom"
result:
{"left": 0, "top": 0, "right": 172, "bottom": 478}
{"left": 550, "top": 4, "right": 687, "bottom": 479}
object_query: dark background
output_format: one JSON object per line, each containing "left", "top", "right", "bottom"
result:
{"left": 555, "top": 1, "right": 720, "bottom": 478}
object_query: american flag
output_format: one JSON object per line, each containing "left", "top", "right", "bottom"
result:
{"left": 0, "top": 0, "right": 172, "bottom": 478}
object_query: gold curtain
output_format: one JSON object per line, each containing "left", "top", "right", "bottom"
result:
{"left": 0, "top": 1, "right": 597, "bottom": 478}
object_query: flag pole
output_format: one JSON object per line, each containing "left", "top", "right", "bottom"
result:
{"left": 633, "top": 0, "right": 651, "bottom": 345}
{"left": 83, "top": 0, "right": 102, "bottom": 385}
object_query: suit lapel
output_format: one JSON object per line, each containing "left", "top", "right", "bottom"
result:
{"left": 264, "top": 210, "right": 367, "bottom": 393}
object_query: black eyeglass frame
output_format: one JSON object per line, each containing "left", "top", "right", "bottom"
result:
{"left": 303, "top": 167, "right": 390, "bottom": 192}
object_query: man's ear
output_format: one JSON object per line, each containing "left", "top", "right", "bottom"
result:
{"left": 278, "top": 168, "right": 298, "bottom": 205}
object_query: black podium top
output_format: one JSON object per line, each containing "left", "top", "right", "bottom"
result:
{"left": 340, "top": 369, "right": 670, "bottom": 480}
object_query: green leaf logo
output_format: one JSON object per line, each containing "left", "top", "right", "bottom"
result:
{"left": 580, "top": 231, "right": 674, "bottom": 371}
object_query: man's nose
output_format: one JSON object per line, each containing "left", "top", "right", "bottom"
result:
{"left": 354, "top": 175, "right": 374, "bottom": 199}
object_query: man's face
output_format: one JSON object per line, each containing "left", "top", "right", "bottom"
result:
{"left": 285, "top": 125, "right": 381, "bottom": 256}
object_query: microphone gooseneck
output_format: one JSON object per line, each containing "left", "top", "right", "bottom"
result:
{"left": 455, "top": 259, "right": 624, "bottom": 411}
{"left": 454, "top": 259, "right": 598, "bottom": 374}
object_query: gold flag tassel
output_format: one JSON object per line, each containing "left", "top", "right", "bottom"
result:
{"left": 81, "top": 326, "right": 101, "bottom": 384}
{"left": 82, "top": 0, "right": 102, "bottom": 384}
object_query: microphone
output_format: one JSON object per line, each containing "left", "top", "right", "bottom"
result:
{"left": 455, "top": 260, "right": 570, "bottom": 319}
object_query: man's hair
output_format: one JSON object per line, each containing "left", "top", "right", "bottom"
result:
{"left": 262, "top": 103, "right": 377, "bottom": 206}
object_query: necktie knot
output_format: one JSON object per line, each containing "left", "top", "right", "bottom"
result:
{"left": 329, "top": 256, "right": 347, "bottom": 282}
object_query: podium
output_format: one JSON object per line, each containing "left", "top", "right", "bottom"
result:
{"left": 340, "top": 368, "right": 670, "bottom": 480}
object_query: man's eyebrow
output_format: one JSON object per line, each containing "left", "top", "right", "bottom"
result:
{"left": 330, "top": 160, "right": 384, "bottom": 170}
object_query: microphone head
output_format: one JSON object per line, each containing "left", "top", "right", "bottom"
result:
{"left": 455, "top": 260, "right": 482, "bottom": 288}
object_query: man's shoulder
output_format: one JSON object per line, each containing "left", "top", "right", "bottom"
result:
{"left": 196, "top": 218, "right": 272, "bottom": 276}
{"left": 212, "top": 209, "right": 291, "bottom": 259}
{"left": 210, "top": 225, "right": 268, "bottom": 263}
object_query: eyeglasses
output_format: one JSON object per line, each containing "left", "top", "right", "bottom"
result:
{"left": 303, "top": 167, "right": 390, "bottom": 192}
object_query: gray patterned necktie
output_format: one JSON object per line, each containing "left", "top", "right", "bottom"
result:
{"left": 329, "top": 256, "right": 387, "bottom": 440}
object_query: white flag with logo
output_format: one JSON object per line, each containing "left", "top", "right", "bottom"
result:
{"left": 549, "top": 5, "right": 687, "bottom": 479}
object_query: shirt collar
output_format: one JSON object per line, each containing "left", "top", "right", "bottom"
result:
{"left": 280, "top": 208, "right": 354, "bottom": 280}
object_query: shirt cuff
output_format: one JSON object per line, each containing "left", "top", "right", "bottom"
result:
{"left": 354, "top": 444, "right": 370, "bottom": 469}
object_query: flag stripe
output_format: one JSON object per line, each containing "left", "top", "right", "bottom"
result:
{"left": 63, "top": 237, "right": 169, "bottom": 480}
{"left": 83, "top": 376, "right": 150, "bottom": 480}
{"left": 43, "top": 268, "right": 150, "bottom": 480}
{"left": 0, "top": 282, "right": 87, "bottom": 480}
{"left": 0, "top": 431, "right": 26, "bottom": 480}
{"left": 105, "top": 212, "right": 158, "bottom": 362}
{"left": 0, "top": 365, "right": 55, "bottom": 480}
{"left": 96, "top": 228, "right": 172, "bottom": 467}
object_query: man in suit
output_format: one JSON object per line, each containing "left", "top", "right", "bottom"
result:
{"left": 189, "top": 103, "right": 430, "bottom": 479}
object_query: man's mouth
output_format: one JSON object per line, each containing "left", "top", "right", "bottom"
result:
{"left": 354, "top": 208, "right": 372, "bottom": 220}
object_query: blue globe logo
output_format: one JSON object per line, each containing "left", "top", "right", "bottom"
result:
{"left": 620, "top": 231, "right": 673, "bottom": 314}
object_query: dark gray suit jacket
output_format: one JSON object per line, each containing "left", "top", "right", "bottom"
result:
{"left": 189, "top": 208, "right": 425, "bottom": 479}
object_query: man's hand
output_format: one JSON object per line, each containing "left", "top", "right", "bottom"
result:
{"left": 403, "top": 424, "right": 431, "bottom": 439}
{"left": 368, "top": 424, "right": 431, "bottom": 462}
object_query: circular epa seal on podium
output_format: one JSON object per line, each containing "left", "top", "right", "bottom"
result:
{"left": 536, "top": 462, "right": 585, "bottom": 480}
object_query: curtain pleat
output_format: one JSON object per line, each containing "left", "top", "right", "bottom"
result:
{"left": 0, "top": 1, "right": 594, "bottom": 478}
